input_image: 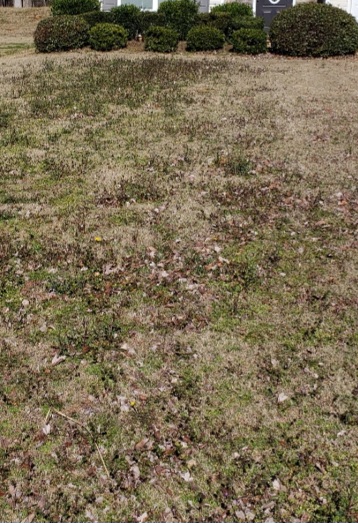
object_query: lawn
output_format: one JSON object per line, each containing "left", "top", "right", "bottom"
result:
{"left": 0, "top": 10, "right": 357, "bottom": 522}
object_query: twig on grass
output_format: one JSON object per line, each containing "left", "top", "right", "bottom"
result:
{"left": 45, "top": 408, "right": 111, "bottom": 479}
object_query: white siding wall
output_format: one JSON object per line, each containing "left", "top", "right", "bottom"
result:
{"left": 102, "top": 0, "right": 357, "bottom": 20}
{"left": 330, "top": 0, "right": 349, "bottom": 9}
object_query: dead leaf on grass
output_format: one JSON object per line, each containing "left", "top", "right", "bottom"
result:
{"left": 42, "top": 423, "right": 51, "bottom": 436}
{"left": 277, "top": 392, "right": 289, "bottom": 404}
{"left": 51, "top": 354, "right": 66, "bottom": 366}
{"left": 136, "top": 512, "right": 148, "bottom": 523}
{"left": 131, "top": 464, "right": 141, "bottom": 480}
{"left": 180, "top": 471, "right": 193, "bottom": 482}
{"left": 21, "top": 514, "right": 35, "bottom": 523}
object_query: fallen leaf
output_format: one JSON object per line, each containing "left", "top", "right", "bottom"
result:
{"left": 163, "top": 508, "right": 174, "bottom": 522}
{"left": 131, "top": 464, "right": 140, "bottom": 480}
{"left": 42, "top": 424, "right": 51, "bottom": 436}
{"left": 180, "top": 471, "right": 193, "bottom": 482}
{"left": 21, "top": 514, "right": 35, "bottom": 523}
{"left": 135, "top": 438, "right": 149, "bottom": 450}
{"left": 51, "top": 354, "right": 66, "bottom": 366}
{"left": 277, "top": 392, "right": 289, "bottom": 404}
{"left": 187, "top": 459, "right": 197, "bottom": 469}
{"left": 272, "top": 478, "right": 282, "bottom": 491}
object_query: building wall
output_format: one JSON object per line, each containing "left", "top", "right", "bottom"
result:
{"left": 296, "top": 0, "right": 349, "bottom": 9}
{"left": 102, "top": 0, "right": 355, "bottom": 18}
{"left": 214, "top": 0, "right": 352, "bottom": 14}
{"left": 250, "top": 0, "right": 350, "bottom": 16}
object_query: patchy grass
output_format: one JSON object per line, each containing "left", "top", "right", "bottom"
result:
{"left": 0, "top": 7, "right": 49, "bottom": 41}
{"left": 0, "top": 42, "right": 33, "bottom": 57}
{"left": 0, "top": 33, "right": 357, "bottom": 523}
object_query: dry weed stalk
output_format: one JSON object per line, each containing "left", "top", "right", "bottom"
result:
{"left": 44, "top": 408, "right": 111, "bottom": 479}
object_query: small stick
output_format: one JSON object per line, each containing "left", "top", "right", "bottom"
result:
{"left": 50, "top": 408, "right": 111, "bottom": 479}
{"left": 44, "top": 408, "right": 52, "bottom": 424}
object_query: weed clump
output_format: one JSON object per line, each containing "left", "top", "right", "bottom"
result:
{"left": 218, "top": 151, "right": 252, "bottom": 176}
{"left": 269, "top": 3, "right": 358, "bottom": 57}
{"left": 34, "top": 16, "right": 89, "bottom": 53}
{"left": 144, "top": 26, "right": 179, "bottom": 53}
{"left": 89, "top": 23, "right": 128, "bottom": 51}
{"left": 186, "top": 25, "right": 225, "bottom": 51}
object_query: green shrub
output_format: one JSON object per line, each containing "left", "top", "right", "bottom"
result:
{"left": 144, "top": 26, "right": 179, "bottom": 52}
{"left": 269, "top": 3, "right": 358, "bottom": 57}
{"left": 197, "top": 12, "right": 211, "bottom": 25}
{"left": 197, "top": 10, "right": 262, "bottom": 42}
{"left": 51, "top": 0, "right": 99, "bottom": 16}
{"left": 80, "top": 10, "right": 112, "bottom": 28}
{"left": 140, "top": 11, "right": 166, "bottom": 34}
{"left": 232, "top": 15, "right": 264, "bottom": 31}
{"left": 186, "top": 25, "right": 225, "bottom": 51}
{"left": 211, "top": 2, "right": 253, "bottom": 18}
{"left": 208, "top": 12, "right": 232, "bottom": 38}
{"left": 224, "top": 15, "right": 264, "bottom": 42}
{"left": 34, "top": 15, "right": 89, "bottom": 53}
{"left": 89, "top": 23, "right": 128, "bottom": 51}
{"left": 109, "top": 4, "right": 141, "bottom": 40}
{"left": 231, "top": 28, "right": 267, "bottom": 54}
{"left": 158, "top": 0, "right": 199, "bottom": 40}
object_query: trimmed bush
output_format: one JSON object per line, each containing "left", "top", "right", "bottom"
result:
{"left": 144, "top": 26, "right": 179, "bottom": 52}
{"left": 269, "top": 3, "right": 358, "bottom": 57}
{"left": 186, "top": 25, "right": 225, "bottom": 51}
{"left": 211, "top": 2, "right": 253, "bottom": 18}
{"left": 223, "top": 15, "right": 264, "bottom": 43}
{"left": 89, "top": 23, "right": 128, "bottom": 51}
{"left": 231, "top": 28, "right": 267, "bottom": 54}
{"left": 209, "top": 12, "right": 232, "bottom": 38}
{"left": 109, "top": 5, "right": 141, "bottom": 40}
{"left": 197, "top": 9, "right": 261, "bottom": 42}
{"left": 34, "top": 15, "right": 89, "bottom": 53}
{"left": 158, "top": 0, "right": 199, "bottom": 40}
{"left": 81, "top": 10, "right": 112, "bottom": 28}
{"left": 197, "top": 12, "right": 211, "bottom": 25}
{"left": 51, "top": 0, "right": 99, "bottom": 16}
{"left": 232, "top": 15, "right": 264, "bottom": 31}
{"left": 140, "top": 11, "right": 166, "bottom": 34}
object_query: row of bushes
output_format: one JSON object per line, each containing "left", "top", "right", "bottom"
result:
{"left": 50, "top": 0, "right": 262, "bottom": 41}
{"left": 34, "top": 15, "right": 266, "bottom": 54}
{"left": 35, "top": 0, "right": 358, "bottom": 57}
{"left": 35, "top": 0, "right": 268, "bottom": 54}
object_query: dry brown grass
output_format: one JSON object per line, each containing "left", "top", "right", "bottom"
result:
{"left": 0, "top": 8, "right": 358, "bottom": 523}
{"left": 0, "top": 7, "right": 49, "bottom": 36}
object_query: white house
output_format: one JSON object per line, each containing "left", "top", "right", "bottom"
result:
{"left": 254, "top": 0, "right": 358, "bottom": 28}
{"left": 102, "top": 0, "right": 220, "bottom": 12}
{"left": 101, "top": 0, "right": 358, "bottom": 21}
